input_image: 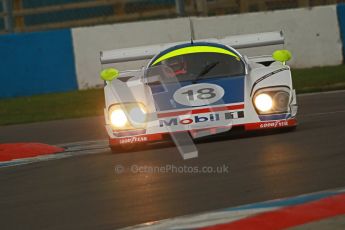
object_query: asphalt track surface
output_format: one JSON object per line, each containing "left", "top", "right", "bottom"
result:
{"left": 0, "top": 90, "right": 345, "bottom": 230}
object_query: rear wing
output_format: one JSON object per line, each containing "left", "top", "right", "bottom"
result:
{"left": 100, "top": 31, "right": 284, "bottom": 64}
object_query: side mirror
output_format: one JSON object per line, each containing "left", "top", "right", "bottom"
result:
{"left": 100, "top": 68, "right": 119, "bottom": 81}
{"left": 272, "top": 50, "right": 292, "bottom": 63}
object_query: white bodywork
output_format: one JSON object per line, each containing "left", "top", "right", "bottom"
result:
{"left": 101, "top": 31, "right": 297, "bottom": 143}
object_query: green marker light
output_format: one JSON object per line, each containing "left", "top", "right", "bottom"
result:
{"left": 272, "top": 50, "right": 292, "bottom": 63}
{"left": 100, "top": 68, "right": 119, "bottom": 81}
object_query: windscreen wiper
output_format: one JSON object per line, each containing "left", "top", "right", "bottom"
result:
{"left": 192, "top": 61, "right": 219, "bottom": 84}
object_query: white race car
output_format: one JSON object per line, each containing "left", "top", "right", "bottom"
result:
{"left": 99, "top": 31, "right": 297, "bottom": 152}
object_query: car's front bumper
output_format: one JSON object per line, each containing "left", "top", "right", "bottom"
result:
{"left": 108, "top": 118, "right": 297, "bottom": 147}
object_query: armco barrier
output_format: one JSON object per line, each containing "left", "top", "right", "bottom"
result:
{"left": 0, "top": 29, "right": 77, "bottom": 98}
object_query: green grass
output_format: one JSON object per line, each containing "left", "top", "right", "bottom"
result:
{"left": 1, "top": 65, "right": 345, "bottom": 126}
{"left": 0, "top": 89, "right": 105, "bottom": 125}
{"left": 292, "top": 65, "right": 345, "bottom": 93}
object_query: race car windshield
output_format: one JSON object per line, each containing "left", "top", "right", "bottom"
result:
{"left": 147, "top": 52, "right": 245, "bottom": 83}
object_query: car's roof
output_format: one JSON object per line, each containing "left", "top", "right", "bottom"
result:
{"left": 148, "top": 42, "right": 242, "bottom": 67}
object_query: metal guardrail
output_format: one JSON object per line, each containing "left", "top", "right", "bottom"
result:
{"left": 0, "top": 0, "right": 341, "bottom": 34}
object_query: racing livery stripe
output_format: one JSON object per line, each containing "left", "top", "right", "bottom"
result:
{"left": 250, "top": 67, "right": 289, "bottom": 96}
{"left": 157, "top": 104, "right": 245, "bottom": 118}
{"left": 258, "top": 113, "right": 291, "bottom": 121}
{"left": 150, "top": 76, "right": 245, "bottom": 111}
{"left": 151, "top": 46, "right": 239, "bottom": 66}
{"left": 148, "top": 42, "right": 241, "bottom": 67}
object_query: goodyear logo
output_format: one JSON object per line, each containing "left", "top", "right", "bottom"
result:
{"left": 119, "top": 136, "right": 148, "bottom": 144}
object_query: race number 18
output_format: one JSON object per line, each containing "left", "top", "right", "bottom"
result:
{"left": 181, "top": 88, "right": 216, "bottom": 101}
{"left": 173, "top": 83, "right": 225, "bottom": 106}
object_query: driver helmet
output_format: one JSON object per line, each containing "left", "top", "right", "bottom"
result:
{"left": 162, "top": 56, "right": 187, "bottom": 76}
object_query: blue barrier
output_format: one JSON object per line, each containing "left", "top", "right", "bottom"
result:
{"left": 0, "top": 29, "right": 77, "bottom": 98}
{"left": 23, "top": 0, "right": 113, "bottom": 26}
{"left": 337, "top": 3, "right": 345, "bottom": 62}
{"left": 0, "top": 3, "right": 3, "bottom": 30}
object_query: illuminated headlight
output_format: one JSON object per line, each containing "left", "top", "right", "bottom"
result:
{"left": 254, "top": 93, "right": 273, "bottom": 112}
{"left": 253, "top": 88, "right": 290, "bottom": 114}
{"left": 109, "top": 103, "right": 147, "bottom": 130}
{"left": 110, "top": 108, "right": 128, "bottom": 128}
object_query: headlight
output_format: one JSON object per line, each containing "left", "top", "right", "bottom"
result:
{"left": 273, "top": 91, "right": 290, "bottom": 111}
{"left": 110, "top": 109, "right": 128, "bottom": 128}
{"left": 129, "top": 103, "right": 147, "bottom": 123}
{"left": 253, "top": 88, "right": 290, "bottom": 114}
{"left": 109, "top": 103, "right": 147, "bottom": 130}
{"left": 254, "top": 93, "right": 273, "bottom": 112}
